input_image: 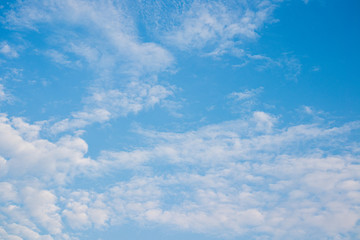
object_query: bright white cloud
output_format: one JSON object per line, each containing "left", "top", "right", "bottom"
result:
{"left": 86, "top": 113, "right": 360, "bottom": 237}
{"left": 0, "top": 110, "right": 359, "bottom": 239}
{"left": 0, "top": 114, "right": 97, "bottom": 184}
{"left": 21, "top": 187, "right": 62, "bottom": 235}
{"left": 90, "top": 115, "right": 360, "bottom": 238}
{"left": 62, "top": 191, "right": 109, "bottom": 230}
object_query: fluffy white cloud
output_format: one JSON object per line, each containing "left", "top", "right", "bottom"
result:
{"left": 0, "top": 182, "right": 18, "bottom": 202}
{"left": 0, "top": 114, "right": 96, "bottom": 183}
{"left": 92, "top": 114, "right": 360, "bottom": 239}
{"left": 62, "top": 191, "right": 109, "bottom": 230}
{"left": 0, "top": 183, "right": 69, "bottom": 239}
{"left": 21, "top": 187, "right": 62, "bottom": 235}
{"left": 1, "top": 224, "right": 53, "bottom": 240}
{"left": 0, "top": 111, "right": 359, "bottom": 239}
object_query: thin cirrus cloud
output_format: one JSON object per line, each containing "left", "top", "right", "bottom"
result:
{"left": 0, "top": 0, "right": 359, "bottom": 240}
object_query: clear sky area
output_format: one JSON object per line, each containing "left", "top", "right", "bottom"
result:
{"left": 0, "top": 0, "right": 360, "bottom": 239}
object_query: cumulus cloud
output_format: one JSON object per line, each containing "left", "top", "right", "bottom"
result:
{"left": 21, "top": 187, "right": 62, "bottom": 235}
{"left": 0, "top": 110, "right": 360, "bottom": 239}
{"left": 62, "top": 191, "right": 109, "bottom": 230}
{"left": 0, "top": 114, "right": 96, "bottom": 183}
{"left": 89, "top": 115, "right": 360, "bottom": 238}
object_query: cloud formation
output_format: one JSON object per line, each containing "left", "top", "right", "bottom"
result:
{"left": 0, "top": 0, "right": 359, "bottom": 240}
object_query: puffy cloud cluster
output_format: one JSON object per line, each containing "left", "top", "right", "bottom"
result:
{"left": 0, "top": 114, "right": 96, "bottom": 183}
{"left": 95, "top": 113, "right": 360, "bottom": 239}
{"left": 0, "top": 111, "right": 359, "bottom": 239}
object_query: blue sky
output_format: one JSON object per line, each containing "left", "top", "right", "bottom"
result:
{"left": 0, "top": 0, "right": 360, "bottom": 239}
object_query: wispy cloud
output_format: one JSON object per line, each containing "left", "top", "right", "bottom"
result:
{"left": 228, "top": 87, "right": 264, "bottom": 113}
{"left": 44, "top": 49, "right": 77, "bottom": 67}
{"left": 5, "top": 0, "right": 175, "bottom": 133}
{"left": 164, "top": 1, "right": 277, "bottom": 52}
{"left": 229, "top": 87, "right": 263, "bottom": 101}
{"left": 0, "top": 84, "right": 8, "bottom": 102}
{"left": 234, "top": 53, "right": 302, "bottom": 81}
{"left": 0, "top": 42, "right": 19, "bottom": 58}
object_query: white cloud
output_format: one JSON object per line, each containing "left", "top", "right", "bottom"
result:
{"left": 62, "top": 191, "right": 109, "bottom": 230}
{"left": 0, "top": 84, "right": 13, "bottom": 103}
{"left": 21, "top": 187, "right": 62, "bottom": 235}
{"left": 5, "top": 223, "right": 53, "bottom": 240}
{"left": 0, "top": 183, "right": 70, "bottom": 239}
{"left": 0, "top": 111, "right": 360, "bottom": 239}
{"left": 0, "top": 114, "right": 97, "bottom": 184}
{"left": 282, "top": 54, "right": 302, "bottom": 81}
{"left": 90, "top": 114, "right": 360, "bottom": 238}
{"left": 0, "top": 182, "right": 18, "bottom": 202}
{"left": 5, "top": 0, "right": 175, "bottom": 133}
{"left": 50, "top": 81, "right": 174, "bottom": 133}
{"left": 229, "top": 87, "right": 263, "bottom": 101}
{"left": 44, "top": 50, "right": 77, "bottom": 67}
{"left": 0, "top": 84, "right": 7, "bottom": 101}
{"left": 164, "top": 1, "right": 276, "bottom": 51}
{"left": 0, "top": 226, "right": 22, "bottom": 240}
{"left": 228, "top": 87, "right": 264, "bottom": 112}
{"left": 239, "top": 53, "right": 302, "bottom": 81}
{"left": 1, "top": 1, "right": 359, "bottom": 239}
{"left": 0, "top": 42, "right": 19, "bottom": 58}
{"left": 252, "top": 111, "right": 277, "bottom": 132}
{"left": 6, "top": 0, "right": 174, "bottom": 74}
